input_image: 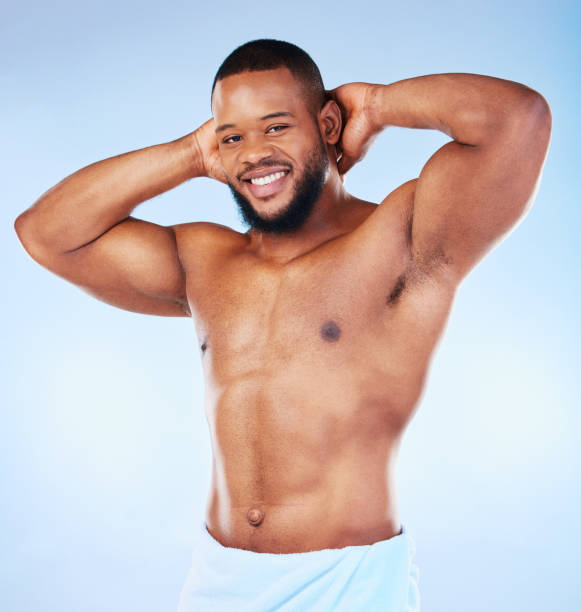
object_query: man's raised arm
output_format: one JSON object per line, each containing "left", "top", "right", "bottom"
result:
{"left": 14, "top": 119, "right": 224, "bottom": 317}
{"left": 330, "top": 74, "right": 552, "bottom": 283}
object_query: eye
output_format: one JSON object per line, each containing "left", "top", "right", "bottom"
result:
{"left": 223, "top": 135, "right": 241, "bottom": 144}
{"left": 267, "top": 125, "right": 288, "bottom": 133}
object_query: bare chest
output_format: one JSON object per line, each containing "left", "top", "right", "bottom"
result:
{"left": 186, "top": 236, "right": 452, "bottom": 388}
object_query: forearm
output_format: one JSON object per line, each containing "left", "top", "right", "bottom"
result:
{"left": 15, "top": 131, "right": 203, "bottom": 253}
{"left": 366, "top": 73, "right": 544, "bottom": 145}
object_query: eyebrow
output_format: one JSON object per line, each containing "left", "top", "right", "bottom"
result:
{"left": 215, "top": 111, "right": 295, "bottom": 134}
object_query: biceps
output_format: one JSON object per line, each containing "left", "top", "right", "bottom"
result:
{"left": 31, "top": 217, "right": 190, "bottom": 317}
{"left": 411, "top": 100, "right": 551, "bottom": 281}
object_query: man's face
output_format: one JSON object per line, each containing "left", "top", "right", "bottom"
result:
{"left": 212, "top": 67, "right": 330, "bottom": 234}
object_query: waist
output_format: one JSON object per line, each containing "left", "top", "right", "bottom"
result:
{"left": 205, "top": 481, "right": 401, "bottom": 553}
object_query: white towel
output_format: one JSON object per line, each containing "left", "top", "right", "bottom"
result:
{"left": 177, "top": 520, "right": 420, "bottom": 611}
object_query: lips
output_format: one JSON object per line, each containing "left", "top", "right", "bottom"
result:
{"left": 240, "top": 166, "right": 290, "bottom": 181}
{"left": 242, "top": 168, "right": 291, "bottom": 199}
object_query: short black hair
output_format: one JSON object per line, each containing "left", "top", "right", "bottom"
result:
{"left": 211, "top": 39, "right": 326, "bottom": 116}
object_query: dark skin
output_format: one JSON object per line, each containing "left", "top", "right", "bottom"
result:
{"left": 14, "top": 66, "right": 551, "bottom": 553}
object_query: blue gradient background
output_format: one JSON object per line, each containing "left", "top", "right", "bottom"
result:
{"left": 2, "top": 1, "right": 579, "bottom": 610}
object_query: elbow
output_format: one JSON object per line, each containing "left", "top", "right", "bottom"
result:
{"left": 497, "top": 90, "right": 552, "bottom": 154}
{"left": 14, "top": 210, "right": 51, "bottom": 264}
{"left": 14, "top": 209, "right": 42, "bottom": 247}
{"left": 522, "top": 91, "right": 552, "bottom": 155}
{"left": 14, "top": 210, "right": 36, "bottom": 257}
{"left": 14, "top": 210, "right": 32, "bottom": 243}
{"left": 514, "top": 88, "right": 552, "bottom": 133}
{"left": 479, "top": 88, "right": 551, "bottom": 147}
{"left": 524, "top": 89, "right": 552, "bottom": 129}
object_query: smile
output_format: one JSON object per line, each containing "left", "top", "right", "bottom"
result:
{"left": 244, "top": 170, "right": 290, "bottom": 199}
{"left": 249, "top": 171, "right": 287, "bottom": 186}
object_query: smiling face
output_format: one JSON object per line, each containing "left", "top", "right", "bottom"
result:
{"left": 211, "top": 67, "right": 331, "bottom": 234}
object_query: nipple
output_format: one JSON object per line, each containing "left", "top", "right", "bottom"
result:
{"left": 321, "top": 320, "right": 341, "bottom": 342}
{"left": 247, "top": 508, "right": 265, "bottom": 526}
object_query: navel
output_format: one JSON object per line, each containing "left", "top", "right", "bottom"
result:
{"left": 247, "top": 508, "right": 265, "bottom": 526}
{"left": 320, "top": 320, "right": 341, "bottom": 342}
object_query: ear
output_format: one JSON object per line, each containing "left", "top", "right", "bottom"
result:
{"left": 318, "top": 99, "right": 342, "bottom": 146}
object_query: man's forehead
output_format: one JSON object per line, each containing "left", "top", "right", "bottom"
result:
{"left": 212, "top": 68, "right": 306, "bottom": 118}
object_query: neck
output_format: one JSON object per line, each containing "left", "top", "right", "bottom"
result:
{"left": 246, "top": 172, "right": 353, "bottom": 262}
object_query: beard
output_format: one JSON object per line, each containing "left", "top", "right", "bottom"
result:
{"left": 226, "top": 138, "right": 329, "bottom": 235}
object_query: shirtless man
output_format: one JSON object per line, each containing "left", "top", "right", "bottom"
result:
{"left": 14, "top": 39, "right": 551, "bottom": 610}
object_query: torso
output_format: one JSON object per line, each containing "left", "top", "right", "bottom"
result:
{"left": 175, "top": 180, "right": 457, "bottom": 553}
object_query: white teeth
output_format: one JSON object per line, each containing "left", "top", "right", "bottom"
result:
{"left": 250, "top": 171, "right": 286, "bottom": 186}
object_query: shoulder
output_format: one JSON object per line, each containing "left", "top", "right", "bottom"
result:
{"left": 377, "top": 178, "right": 417, "bottom": 224}
{"left": 369, "top": 179, "right": 459, "bottom": 289}
{"left": 346, "top": 180, "right": 458, "bottom": 299}
{"left": 170, "top": 221, "right": 248, "bottom": 266}
{"left": 350, "top": 179, "right": 417, "bottom": 252}
{"left": 171, "top": 220, "right": 243, "bottom": 243}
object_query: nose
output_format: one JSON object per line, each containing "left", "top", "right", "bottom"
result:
{"left": 240, "top": 134, "right": 276, "bottom": 165}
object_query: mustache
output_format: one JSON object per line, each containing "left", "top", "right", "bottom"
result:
{"left": 236, "top": 159, "right": 292, "bottom": 181}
